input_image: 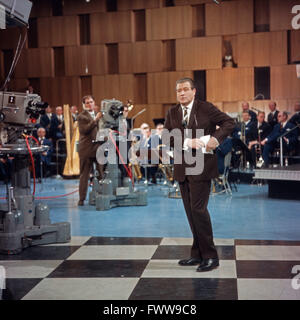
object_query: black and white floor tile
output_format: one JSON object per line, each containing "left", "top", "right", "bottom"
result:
{"left": 1, "top": 236, "right": 300, "bottom": 300}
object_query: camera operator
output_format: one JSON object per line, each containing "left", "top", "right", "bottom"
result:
{"left": 77, "top": 95, "right": 103, "bottom": 206}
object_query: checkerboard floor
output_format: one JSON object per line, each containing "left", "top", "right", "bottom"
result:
{"left": 1, "top": 237, "right": 300, "bottom": 300}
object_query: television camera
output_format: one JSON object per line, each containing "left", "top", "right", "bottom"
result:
{"left": 90, "top": 99, "right": 147, "bottom": 210}
{"left": 0, "top": 91, "right": 70, "bottom": 254}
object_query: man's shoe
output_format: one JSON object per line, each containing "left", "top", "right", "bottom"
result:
{"left": 78, "top": 200, "right": 84, "bottom": 206}
{"left": 178, "top": 258, "right": 202, "bottom": 266}
{"left": 196, "top": 258, "right": 219, "bottom": 272}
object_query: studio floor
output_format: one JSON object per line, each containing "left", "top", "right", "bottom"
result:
{"left": 1, "top": 178, "right": 300, "bottom": 300}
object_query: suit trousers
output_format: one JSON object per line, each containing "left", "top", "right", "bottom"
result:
{"left": 79, "top": 157, "right": 102, "bottom": 201}
{"left": 179, "top": 177, "right": 218, "bottom": 260}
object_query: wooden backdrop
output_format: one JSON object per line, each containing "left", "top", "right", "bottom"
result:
{"left": 0, "top": 0, "right": 300, "bottom": 128}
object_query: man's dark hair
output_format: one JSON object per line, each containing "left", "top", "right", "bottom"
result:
{"left": 242, "top": 110, "right": 250, "bottom": 115}
{"left": 176, "top": 78, "right": 195, "bottom": 89}
{"left": 282, "top": 111, "right": 288, "bottom": 119}
{"left": 82, "top": 95, "right": 94, "bottom": 104}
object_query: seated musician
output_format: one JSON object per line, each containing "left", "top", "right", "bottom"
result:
{"left": 242, "top": 102, "right": 257, "bottom": 123}
{"left": 261, "top": 111, "right": 298, "bottom": 167}
{"left": 289, "top": 102, "right": 300, "bottom": 126}
{"left": 232, "top": 110, "right": 257, "bottom": 167}
{"left": 248, "top": 111, "right": 272, "bottom": 167}
{"left": 267, "top": 101, "right": 279, "bottom": 130}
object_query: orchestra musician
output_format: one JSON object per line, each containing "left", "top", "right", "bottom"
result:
{"left": 241, "top": 102, "right": 257, "bottom": 123}
{"left": 232, "top": 110, "right": 257, "bottom": 168}
{"left": 267, "top": 101, "right": 279, "bottom": 129}
{"left": 261, "top": 111, "right": 298, "bottom": 167}
{"left": 248, "top": 111, "right": 272, "bottom": 168}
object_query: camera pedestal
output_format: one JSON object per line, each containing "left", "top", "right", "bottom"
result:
{"left": 89, "top": 163, "right": 147, "bottom": 211}
{"left": 0, "top": 145, "right": 70, "bottom": 254}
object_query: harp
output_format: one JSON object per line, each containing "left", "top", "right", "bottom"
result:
{"left": 63, "top": 104, "right": 80, "bottom": 176}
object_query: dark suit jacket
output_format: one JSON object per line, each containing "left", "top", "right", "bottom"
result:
{"left": 50, "top": 114, "right": 65, "bottom": 139}
{"left": 233, "top": 120, "right": 256, "bottom": 145}
{"left": 249, "top": 121, "right": 272, "bottom": 142}
{"left": 289, "top": 112, "right": 300, "bottom": 126}
{"left": 38, "top": 138, "right": 52, "bottom": 165}
{"left": 267, "top": 110, "right": 279, "bottom": 129}
{"left": 77, "top": 110, "right": 99, "bottom": 159}
{"left": 267, "top": 122, "right": 298, "bottom": 147}
{"left": 163, "top": 100, "right": 235, "bottom": 182}
{"left": 249, "top": 110, "right": 257, "bottom": 123}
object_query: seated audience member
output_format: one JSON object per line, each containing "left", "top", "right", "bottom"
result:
{"left": 35, "top": 127, "right": 53, "bottom": 179}
{"left": 70, "top": 105, "right": 79, "bottom": 122}
{"left": 267, "top": 101, "right": 279, "bottom": 129}
{"left": 38, "top": 105, "right": 54, "bottom": 139}
{"left": 50, "top": 106, "right": 65, "bottom": 141}
{"left": 261, "top": 111, "right": 298, "bottom": 167}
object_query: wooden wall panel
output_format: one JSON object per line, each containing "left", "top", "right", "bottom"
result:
{"left": 27, "top": 48, "right": 54, "bottom": 78}
{"left": 146, "top": 6, "right": 192, "bottom": 40}
{"left": 40, "top": 77, "right": 81, "bottom": 108}
{"left": 254, "top": 0, "right": 269, "bottom": 31}
{"left": 7, "top": 79, "right": 29, "bottom": 92}
{"left": 205, "top": 0, "right": 253, "bottom": 36}
{"left": 92, "top": 75, "right": 135, "bottom": 105}
{"left": 271, "top": 65, "right": 300, "bottom": 100}
{"left": 119, "top": 41, "right": 167, "bottom": 74}
{"left": 65, "top": 45, "right": 107, "bottom": 76}
{"left": 13, "top": 50, "right": 28, "bottom": 79}
{"left": 0, "top": 28, "right": 25, "bottom": 50}
{"left": 118, "top": 0, "right": 161, "bottom": 11}
{"left": 30, "top": 0, "right": 52, "bottom": 18}
{"left": 37, "top": 16, "right": 80, "bottom": 47}
{"left": 129, "top": 104, "right": 166, "bottom": 129}
{"left": 14, "top": 48, "right": 54, "bottom": 78}
{"left": 175, "top": 0, "right": 211, "bottom": 5}
{"left": 206, "top": 68, "right": 254, "bottom": 102}
{"left": 176, "top": 36, "right": 222, "bottom": 70}
{"left": 90, "top": 12, "right": 133, "bottom": 44}
{"left": 147, "top": 71, "right": 193, "bottom": 104}
{"left": 237, "top": 31, "right": 287, "bottom": 67}
{"left": 270, "top": 0, "right": 299, "bottom": 31}
{"left": 290, "top": 30, "right": 300, "bottom": 63}
{"left": 63, "top": 0, "right": 106, "bottom": 15}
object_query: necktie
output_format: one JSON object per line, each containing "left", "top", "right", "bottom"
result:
{"left": 183, "top": 107, "right": 187, "bottom": 119}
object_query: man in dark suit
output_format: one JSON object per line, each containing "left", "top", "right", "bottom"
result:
{"left": 261, "top": 111, "right": 298, "bottom": 166}
{"left": 267, "top": 101, "right": 279, "bottom": 129}
{"left": 232, "top": 111, "right": 257, "bottom": 167}
{"left": 163, "top": 78, "right": 235, "bottom": 272}
{"left": 50, "top": 106, "right": 65, "bottom": 141}
{"left": 77, "top": 95, "right": 103, "bottom": 206}
{"left": 38, "top": 105, "right": 54, "bottom": 139}
{"left": 242, "top": 102, "right": 257, "bottom": 123}
{"left": 35, "top": 127, "right": 53, "bottom": 179}
{"left": 248, "top": 111, "right": 272, "bottom": 167}
{"left": 289, "top": 102, "right": 300, "bottom": 126}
